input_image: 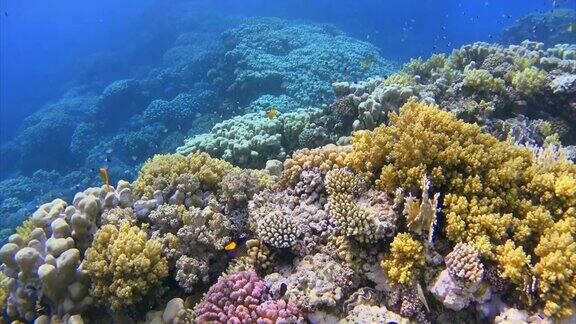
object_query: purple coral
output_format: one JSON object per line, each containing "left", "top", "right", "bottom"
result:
{"left": 195, "top": 271, "right": 265, "bottom": 323}
{"left": 256, "top": 299, "right": 303, "bottom": 324}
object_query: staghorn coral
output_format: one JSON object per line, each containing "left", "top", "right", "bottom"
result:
{"left": 381, "top": 233, "right": 425, "bottom": 285}
{"left": 445, "top": 242, "right": 484, "bottom": 284}
{"left": 82, "top": 223, "right": 168, "bottom": 311}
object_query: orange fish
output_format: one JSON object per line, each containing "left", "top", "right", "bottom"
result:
{"left": 99, "top": 167, "right": 112, "bottom": 192}
{"left": 224, "top": 241, "right": 237, "bottom": 251}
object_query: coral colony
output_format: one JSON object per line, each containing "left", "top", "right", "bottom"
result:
{"left": 1, "top": 13, "right": 576, "bottom": 324}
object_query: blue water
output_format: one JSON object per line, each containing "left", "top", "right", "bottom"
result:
{"left": 2, "top": 0, "right": 564, "bottom": 143}
{"left": 0, "top": 0, "right": 574, "bottom": 238}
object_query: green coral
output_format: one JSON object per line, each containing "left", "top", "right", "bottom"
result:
{"left": 381, "top": 232, "right": 425, "bottom": 285}
{"left": 382, "top": 72, "right": 416, "bottom": 87}
{"left": 463, "top": 69, "right": 505, "bottom": 94}
{"left": 510, "top": 67, "right": 548, "bottom": 96}
{"left": 82, "top": 223, "right": 169, "bottom": 311}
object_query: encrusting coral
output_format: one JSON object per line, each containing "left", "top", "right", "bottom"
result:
{"left": 82, "top": 223, "right": 169, "bottom": 311}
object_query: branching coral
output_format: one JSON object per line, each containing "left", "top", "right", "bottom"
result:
{"left": 532, "top": 217, "right": 576, "bottom": 318}
{"left": 82, "top": 223, "right": 168, "bottom": 311}
{"left": 463, "top": 69, "right": 505, "bottom": 94}
{"left": 345, "top": 99, "right": 576, "bottom": 317}
{"left": 325, "top": 168, "right": 397, "bottom": 242}
{"left": 381, "top": 233, "right": 425, "bottom": 285}
{"left": 510, "top": 67, "right": 548, "bottom": 96}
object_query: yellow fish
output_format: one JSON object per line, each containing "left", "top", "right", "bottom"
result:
{"left": 361, "top": 54, "right": 374, "bottom": 70}
{"left": 224, "top": 241, "right": 237, "bottom": 251}
{"left": 266, "top": 107, "right": 279, "bottom": 119}
{"left": 568, "top": 23, "right": 574, "bottom": 33}
{"left": 99, "top": 167, "right": 112, "bottom": 192}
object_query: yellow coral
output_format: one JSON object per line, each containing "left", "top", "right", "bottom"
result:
{"left": 382, "top": 72, "right": 416, "bottom": 87}
{"left": 533, "top": 217, "right": 576, "bottom": 318}
{"left": 15, "top": 219, "right": 35, "bottom": 245}
{"left": 344, "top": 99, "right": 576, "bottom": 317}
{"left": 495, "top": 240, "right": 531, "bottom": 285}
{"left": 0, "top": 272, "right": 7, "bottom": 314}
{"left": 463, "top": 69, "right": 505, "bottom": 93}
{"left": 510, "top": 67, "right": 548, "bottom": 96}
{"left": 134, "top": 152, "right": 234, "bottom": 198}
{"left": 82, "top": 223, "right": 168, "bottom": 311}
{"left": 382, "top": 233, "right": 425, "bottom": 285}
{"left": 279, "top": 144, "right": 350, "bottom": 188}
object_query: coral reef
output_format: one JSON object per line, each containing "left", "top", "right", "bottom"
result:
{"left": 177, "top": 108, "right": 338, "bottom": 168}
{"left": 503, "top": 9, "right": 576, "bottom": 47}
{"left": 1, "top": 15, "right": 388, "bottom": 244}
{"left": 211, "top": 17, "right": 396, "bottom": 110}
{"left": 332, "top": 41, "right": 576, "bottom": 147}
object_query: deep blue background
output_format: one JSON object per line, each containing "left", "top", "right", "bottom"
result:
{"left": 1, "top": 0, "right": 572, "bottom": 143}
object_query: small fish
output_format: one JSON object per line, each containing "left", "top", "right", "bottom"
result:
{"left": 279, "top": 282, "right": 288, "bottom": 297}
{"left": 361, "top": 54, "right": 374, "bottom": 70}
{"left": 266, "top": 107, "right": 279, "bottom": 119}
{"left": 224, "top": 241, "right": 237, "bottom": 251}
{"left": 99, "top": 167, "right": 112, "bottom": 192}
{"left": 105, "top": 157, "right": 112, "bottom": 163}
{"left": 568, "top": 23, "right": 573, "bottom": 33}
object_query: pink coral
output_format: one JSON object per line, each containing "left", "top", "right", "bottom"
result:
{"left": 256, "top": 299, "right": 303, "bottom": 324}
{"left": 195, "top": 271, "right": 265, "bottom": 323}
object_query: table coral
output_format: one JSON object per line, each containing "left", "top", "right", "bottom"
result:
{"left": 82, "top": 223, "right": 168, "bottom": 311}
